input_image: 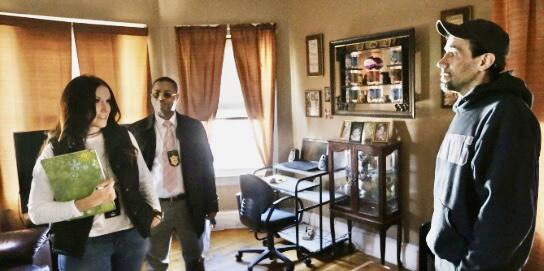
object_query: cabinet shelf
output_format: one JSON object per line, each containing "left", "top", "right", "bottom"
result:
{"left": 342, "top": 83, "right": 402, "bottom": 89}
{"left": 328, "top": 140, "right": 403, "bottom": 266}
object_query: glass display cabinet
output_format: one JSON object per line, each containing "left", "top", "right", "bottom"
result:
{"left": 329, "top": 28, "right": 415, "bottom": 118}
{"left": 327, "top": 139, "right": 402, "bottom": 266}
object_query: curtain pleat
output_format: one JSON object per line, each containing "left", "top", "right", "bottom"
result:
{"left": 74, "top": 23, "right": 150, "bottom": 124}
{"left": 175, "top": 25, "right": 226, "bottom": 121}
{"left": 0, "top": 15, "right": 71, "bottom": 210}
{"left": 230, "top": 24, "right": 276, "bottom": 166}
{"left": 492, "top": 1, "right": 544, "bottom": 269}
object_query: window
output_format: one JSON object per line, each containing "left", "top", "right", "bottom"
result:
{"left": 209, "top": 39, "right": 263, "bottom": 175}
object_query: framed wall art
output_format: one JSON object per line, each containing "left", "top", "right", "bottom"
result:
{"left": 324, "top": 86, "right": 331, "bottom": 102}
{"left": 306, "top": 33, "right": 324, "bottom": 76}
{"left": 440, "top": 6, "right": 472, "bottom": 108}
{"left": 305, "top": 89, "right": 322, "bottom": 117}
{"left": 330, "top": 28, "right": 415, "bottom": 118}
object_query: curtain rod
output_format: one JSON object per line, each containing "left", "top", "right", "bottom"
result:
{"left": 0, "top": 11, "right": 147, "bottom": 28}
{"left": 175, "top": 22, "right": 275, "bottom": 27}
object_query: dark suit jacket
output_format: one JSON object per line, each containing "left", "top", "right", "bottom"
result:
{"left": 128, "top": 112, "right": 218, "bottom": 235}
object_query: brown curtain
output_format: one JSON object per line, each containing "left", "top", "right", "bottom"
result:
{"left": 492, "top": 1, "right": 544, "bottom": 269}
{"left": 175, "top": 25, "right": 226, "bottom": 121}
{"left": 230, "top": 24, "right": 276, "bottom": 166}
{"left": 0, "top": 16, "right": 71, "bottom": 210}
{"left": 74, "top": 24, "right": 151, "bottom": 124}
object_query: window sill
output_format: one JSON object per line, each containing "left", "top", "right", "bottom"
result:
{"left": 215, "top": 168, "right": 256, "bottom": 178}
{"left": 215, "top": 168, "right": 260, "bottom": 186}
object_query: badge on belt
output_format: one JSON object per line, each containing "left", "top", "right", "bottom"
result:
{"left": 167, "top": 150, "right": 180, "bottom": 166}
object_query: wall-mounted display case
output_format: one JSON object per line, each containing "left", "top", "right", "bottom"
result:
{"left": 330, "top": 28, "right": 415, "bottom": 118}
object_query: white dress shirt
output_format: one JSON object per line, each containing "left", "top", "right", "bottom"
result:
{"left": 151, "top": 113, "right": 185, "bottom": 198}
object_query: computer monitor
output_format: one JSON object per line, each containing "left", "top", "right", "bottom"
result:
{"left": 13, "top": 130, "right": 48, "bottom": 213}
{"left": 300, "top": 138, "right": 328, "bottom": 162}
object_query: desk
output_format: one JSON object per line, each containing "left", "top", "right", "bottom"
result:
{"left": 255, "top": 167, "right": 347, "bottom": 263}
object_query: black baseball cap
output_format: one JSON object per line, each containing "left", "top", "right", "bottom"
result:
{"left": 436, "top": 19, "right": 509, "bottom": 70}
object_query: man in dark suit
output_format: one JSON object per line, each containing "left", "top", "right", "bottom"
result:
{"left": 129, "top": 76, "right": 218, "bottom": 271}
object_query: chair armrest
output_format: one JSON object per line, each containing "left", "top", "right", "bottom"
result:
{"left": 0, "top": 227, "right": 49, "bottom": 267}
{"left": 264, "top": 195, "right": 304, "bottom": 224}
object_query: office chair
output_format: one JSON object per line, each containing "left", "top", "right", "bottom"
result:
{"left": 235, "top": 174, "right": 303, "bottom": 271}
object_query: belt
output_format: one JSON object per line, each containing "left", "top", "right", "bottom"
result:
{"left": 159, "top": 193, "right": 186, "bottom": 202}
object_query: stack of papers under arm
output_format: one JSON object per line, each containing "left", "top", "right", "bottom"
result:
{"left": 41, "top": 149, "right": 116, "bottom": 218}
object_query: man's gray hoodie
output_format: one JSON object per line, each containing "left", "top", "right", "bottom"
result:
{"left": 426, "top": 72, "right": 541, "bottom": 270}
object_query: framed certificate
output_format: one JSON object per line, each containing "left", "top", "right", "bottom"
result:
{"left": 306, "top": 34, "right": 324, "bottom": 76}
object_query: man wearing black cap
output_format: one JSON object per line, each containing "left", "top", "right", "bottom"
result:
{"left": 426, "top": 19, "right": 541, "bottom": 270}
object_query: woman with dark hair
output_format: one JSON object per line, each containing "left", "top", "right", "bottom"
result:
{"left": 28, "top": 75, "right": 161, "bottom": 270}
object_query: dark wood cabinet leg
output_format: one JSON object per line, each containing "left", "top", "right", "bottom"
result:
{"left": 330, "top": 214, "right": 336, "bottom": 256}
{"left": 380, "top": 228, "right": 386, "bottom": 265}
{"left": 347, "top": 219, "right": 353, "bottom": 249}
{"left": 397, "top": 222, "right": 403, "bottom": 267}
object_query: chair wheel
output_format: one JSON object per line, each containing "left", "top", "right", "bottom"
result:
{"left": 262, "top": 240, "right": 267, "bottom": 246}
{"left": 304, "top": 258, "right": 312, "bottom": 266}
{"left": 235, "top": 252, "right": 242, "bottom": 261}
{"left": 285, "top": 265, "right": 294, "bottom": 271}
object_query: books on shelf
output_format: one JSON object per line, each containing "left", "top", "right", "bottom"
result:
{"left": 41, "top": 149, "right": 116, "bottom": 218}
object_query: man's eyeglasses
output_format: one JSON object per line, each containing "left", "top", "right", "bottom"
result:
{"left": 151, "top": 92, "right": 177, "bottom": 99}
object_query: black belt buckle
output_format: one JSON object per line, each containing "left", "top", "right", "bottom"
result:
{"left": 160, "top": 193, "right": 185, "bottom": 202}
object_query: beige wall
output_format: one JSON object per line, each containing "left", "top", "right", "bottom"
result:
{"left": 285, "top": 0, "right": 491, "bottom": 243}
{"left": 153, "top": 0, "right": 294, "bottom": 163}
{"left": 0, "top": 0, "right": 160, "bottom": 211}
{"left": 0, "top": 0, "right": 294, "bottom": 215}
{"left": 0, "top": 0, "right": 500, "bottom": 246}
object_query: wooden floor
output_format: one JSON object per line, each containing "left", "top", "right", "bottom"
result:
{"left": 160, "top": 228, "right": 400, "bottom": 271}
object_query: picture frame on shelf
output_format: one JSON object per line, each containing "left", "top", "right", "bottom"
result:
{"left": 362, "top": 122, "right": 375, "bottom": 143}
{"left": 340, "top": 120, "right": 351, "bottom": 140}
{"left": 440, "top": 6, "right": 472, "bottom": 108}
{"left": 305, "top": 89, "right": 322, "bottom": 117}
{"left": 372, "top": 122, "right": 390, "bottom": 143}
{"left": 306, "top": 34, "right": 324, "bottom": 76}
{"left": 349, "top": 122, "right": 364, "bottom": 143}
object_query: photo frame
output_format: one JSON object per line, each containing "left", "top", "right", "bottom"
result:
{"left": 440, "top": 6, "right": 472, "bottom": 108}
{"left": 372, "top": 122, "right": 390, "bottom": 143}
{"left": 330, "top": 28, "right": 415, "bottom": 118}
{"left": 306, "top": 34, "right": 324, "bottom": 76}
{"left": 324, "top": 86, "right": 331, "bottom": 102}
{"left": 362, "top": 122, "right": 375, "bottom": 143}
{"left": 305, "top": 89, "right": 322, "bottom": 117}
{"left": 349, "top": 122, "right": 364, "bottom": 143}
{"left": 340, "top": 120, "right": 351, "bottom": 140}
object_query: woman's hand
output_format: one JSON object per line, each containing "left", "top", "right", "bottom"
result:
{"left": 75, "top": 178, "right": 116, "bottom": 212}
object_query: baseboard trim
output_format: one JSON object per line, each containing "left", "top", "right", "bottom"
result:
{"left": 214, "top": 210, "right": 244, "bottom": 231}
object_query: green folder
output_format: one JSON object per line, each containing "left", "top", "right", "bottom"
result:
{"left": 41, "top": 149, "right": 116, "bottom": 218}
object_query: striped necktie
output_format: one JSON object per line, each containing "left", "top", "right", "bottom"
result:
{"left": 163, "top": 120, "right": 177, "bottom": 192}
